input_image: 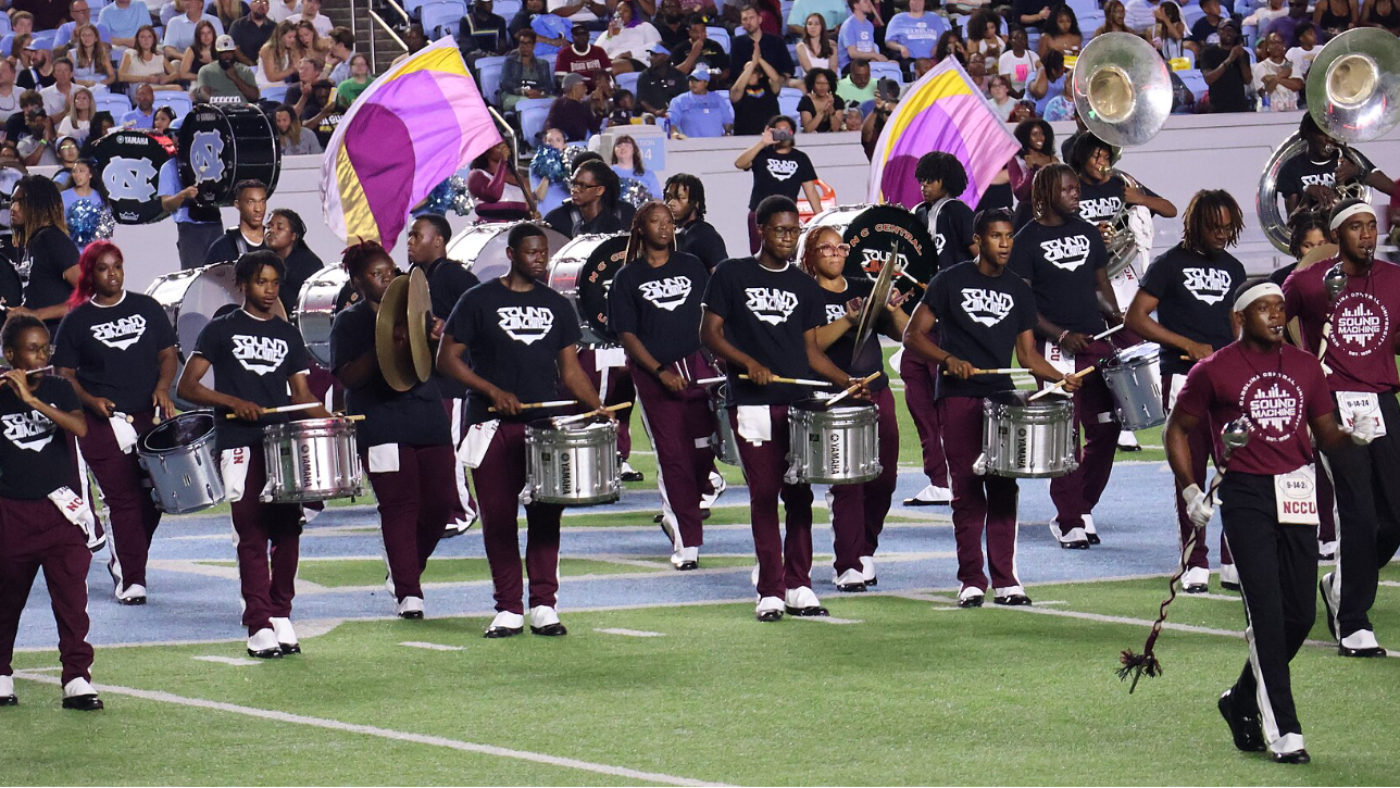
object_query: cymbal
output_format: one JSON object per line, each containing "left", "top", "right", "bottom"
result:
{"left": 375, "top": 274, "right": 417, "bottom": 393}
{"left": 1296, "top": 243, "right": 1339, "bottom": 272}
{"left": 407, "top": 268, "right": 433, "bottom": 384}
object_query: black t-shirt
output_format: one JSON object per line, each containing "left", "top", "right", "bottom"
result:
{"left": 814, "top": 278, "right": 888, "bottom": 392}
{"left": 1189, "top": 15, "right": 1221, "bottom": 45}
{"left": 1009, "top": 217, "right": 1109, "bottom": 335}
{"left": 733, "top": 80, "right": 781, "bottom": 137}
{"left": 415, "top": 257, "right": 481, "bottom": 399}
{"left": 280, "top": 246, "right": 324, "bottom": 317}
{"left": 445, "top": 278, "right": 583, "bottom": 426}
{"left": 1275, "top": 149, "right": 1374, "bottom": 202}
{"left": 730, "top": 32, "right": 794, "bottom": 77}
{"left": 670, "top": 40, "right": 730, "bottom": 77}
{"left": 544, "top": 202, "right": 628, "bottom": 238}
{"left": 192, "top": 309, "right": 311, "bottom": 451}
{"left": 923, "top": 261, "right": 1037, "bottom": 400}
{"left": 1012, "top": 0, "right": 1055, "bottom": 28}
{"left": 229, "top": 16, "right": 275, "bottom": 62}
{"left": 16, "top": 68, "right": 55, "bottom": 91}
{"left": 459, "top": 11, "right": 509, "bottom": 55}
{"left": 204, "top": 228, "right": 266, "bottom": 266}
{"left": 1140, "top": 243, "right": 1247, "bottom": 376}
{"left": 702, "top": 256, "right": 824, "bottom": 405}
{"left": 915, "top": 198, "right": 975, "bottom": 272}
{"left": 795, "top": 94, "right": 846, "bottom": 133}
{"left": 52, "top": 292, "right": 177, "bottom": 413}
{"left": 0, "top": 374, "right": 80, "bottom": 499}
{"left": 607, "top": 251, "right": 709, "bottom": 366}
{"left": 746, "top": 147, "right": 818, "bottom": 210}
{"left": 1199, "top": 46, "right": 1249, "bottom": 113}
{"left": 636, "top": 65, "right": 687, "bottom": 112}
{"left": 1077, "top": 176, "right": 1125, "bottom": 226}
{"left": 677, "top": 219, "right": 728, "bottom": 272}
{"left": 329, "top": 300, "right": 450, "bottom": 448}
{"left": 21, "top": 225, "right": 79, "bottom": 330}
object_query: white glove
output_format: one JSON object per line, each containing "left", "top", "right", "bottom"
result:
{"left": 972, "top": 453, "right": 988, "bottom": 476}
{"left": 1343, "top": 414, "right": 1379, "bottom": 446}
{"left": 1182, "top": 483, "right": 1213, "bottom": 529}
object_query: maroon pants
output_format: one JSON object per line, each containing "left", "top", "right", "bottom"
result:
{"left": 1051, "top": 339, "right": 1119, "bottom": 535}
{"left": 470, "top": 423, "right": 563, "bottom": 614}
{"left": 900, "top": 348, "right": 950, "bottom": 489}
{"left": 365, "top": 444, "right": 455, "bottom": 601}
{"left": 830, "top": 387, "right": 899, "bottom": 574}
{"left": 440, "top": 398, "right": 479, "bottom": 524}
{"left": 0, "top": 497, "right": 93, "bottom": 685}
{"left": 730, "top": 404, "right": 814, "bottom": 598}
{"left": 632, "top": 352, "right": 717, "bottom": 550}
{"left": 940, "top": 396, "right": 1022, "bottom": 591}
{"left": 82, "top": 410, "right": 161, "bottom": 592}
{"left": 577, "top": 349, "right": 634, "bottom": 459}
{"left": 1163, "top": 371, "right": 1233, "bottom": 569}
{"left": 229, "top": 450, "right": 302, "bottom": 635}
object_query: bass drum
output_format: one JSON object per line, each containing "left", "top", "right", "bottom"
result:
{"left": 146, "top": 263, "right": 239, "bottom": 409}
{"left": 296, "top": 264, "right": 358, "bottom": 368}
{"left": 178, "top": 103, "right": 281, "bottom": 209}
{"left": 799, "top": 204, "right": 936, "bottom": 309}
{"left": 546, "top": 234, "right": 628, "bottom": 345}
{"left": 445, "top": 221, "right": 569, "bottom": 282}
{"left": 89, "top": 130, "right": 176, "bottom": 224}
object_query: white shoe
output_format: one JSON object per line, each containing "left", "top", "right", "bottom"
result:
{"left": 701, "top": 471, "right": 726, "bottom": 510}
{"left": 61, "top": 677, "right": 103, "bottom": 709}
{"left": 396, "top": 596, "right": 425, "bottom": 619}
{"left": 115, "top": 583, "right": 147, "bottom": 605}
{"left": 619, "top": 461, "right": 643, "bottom": 482}
{"left": 1083, "top": 513, "right": 1099, "bottom": 544}
{"left": 834, "top": 568, "right": 866, "bottom": 591}
{"left": 1051, "top": 522, "right": 1091, "bottom": 549}
{"left": 270, "top": 617, "right": 299, "bottom": 653}
{"left": 530, "top": 605, "right": 566, "bottom": 635}
{"left": 755, "top": 595, "right": 785, "bottom": 621}
{"left": 246, "top": 628, "right": 281, "bottom": 658}
{"left": 784, "top": 586, "right": 829, "bottom": 616}
{"left": 993, "top": 585, "right": 1033, "bottom": 605}
{"left": 670, "top": 546, "right": 699, "bottom": 569}
{"left": 1339, "top": 629, "right": 1386, "bottom": 657}
{"left": 1219, "top": 562, "right": 1240, "bottom": 590}
{"left": 859, "top": 555, "right": 877, "bottom": 586}
{"left": 1181, "top": 566, "right": 1210, "bottom": 593}
{"left": 904, "top": 483, "right": 952, "bottom": 506}
{"left": 0, "top": 674, "right": 13, "bottom": 699}
{"left": 751, "top": 563, "right": 760, "bottom": 587}
{"left": 442, "top": 515, "right": 476, "bottom": 539}
{"left": 1117, "top": 431, "right": 1141, "bottom": 450}
{"left": 62, "top": 677, "right": 97, "bottom": 698}
{"left": 488, "top": 610, "right": 524, "bottom": 629}
{"left": 958, "top": 586, "right": 985, "bottom": 607}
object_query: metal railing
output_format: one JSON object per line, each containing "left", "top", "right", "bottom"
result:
{"left": 345, "top": 0, "right": 408, "bottom": 71}
{"left": 368, "top": 9, "right": 408, "bottom": 67}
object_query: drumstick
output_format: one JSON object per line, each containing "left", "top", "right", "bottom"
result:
{"left": 1091, "top": 325, "right": 1124, "bottom": 342}
{"left": 113, "top": 411, "right": 135, "bottom": 424}
{"left": 224, "top": 402, "right": 321, "bottom": 419}
{"left": 898, "top": 271, "right": 928, "bottom": 289}
{"left": 489, "top": 399, "right": 579, "bottom": 412}
{"left": 739, "top": 374, "right": 834, "bottom": 387}
{"left": 824, "top": 372, "right": 882, "bottom": 408}
{"left": 694, "top": 376, "right": 726, "bottom": 386}
{"left": 1028, "top": 365, "right": 1096, "bottom": 402}
{"left": 552, "top": 401, "right": 630, "bottom": 427}
{"left": 943, "top": 367, "right": 1033, "bottom": 376}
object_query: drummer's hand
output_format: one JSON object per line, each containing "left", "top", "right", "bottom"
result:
{"left": 943, "top": 355, "right": 975, "bottom": 379}
{"left": 3, "top": 370, "right": 34, "bottom": 403}
{"left": 658, "top": 369, "right": 687, "bottom": 393}
{"left": 745, "top": 362, "right": 775, "bottom": 385}
{"left": 845, "top": 377, "right": 870, "bottom": 398}
{"left": 152, "top": 389, "right": 175, "bottom": 421}
{"left": 1060, "top": 371, "right": 1083, "bottom": 394}
{"left": 844, "top": 297, "right": 862, "bottom": 322}
{"left": 230, "top": 398, "right": 264, "bottom": 421}
{"left": 1183, "top": 340, "right": 1213, "bottom": 362}
{"left": 1059, "top": 332, "right": 1089, "bottom": 356}
{"left": 179, "top": 185, "right": 198, "bottom": 202}
{"left": 488, "top": 387, "right": 522, "bottom": 416}
{"left": 886, "top": 290, "right": 909, "bottom": 311}
{"left": 90, "top": 396, "right": 117, "bottom": 418}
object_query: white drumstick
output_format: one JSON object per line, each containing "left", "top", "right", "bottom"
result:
{"left": 552, "top": 402, "right": 630, "bottom": 427}
{"left": 224, "top": 402, "right": 320, "bottom": 419}
{"left": 694, "top": 376, "right": 727, "bottom": 386}
{"left": 489, "top": 399, "right": 578, "bottom": 412}
{"left": 1028, "top": 365, "right": 1096, "bottom": 402}
{"left": 739, "top": 374, "right": 834, "bottom": 387}
{"left": 1091, "top": 325, "right": 1124, "bottom": 342}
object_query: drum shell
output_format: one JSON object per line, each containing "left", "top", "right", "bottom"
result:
{"left": 446, "top": 222, "right": 569, "bottom": 282}
{"left": 296, "top": 264, "right": 353, "bottom": 368}
{"left": 788, "top": 397, "right": 881, "bottom": 484}
{"left": 262, "top": 418, "right": 363, "bottom": 503}
{"left": 137, "top": 410, "right": 226, "bottom": 514}
{"left": 525, "top": 417, "right": 620, "bottom": 505}
{"left": 707, "top": 383, "right": 741, "bottom": 466}
{"left": 981, "top": 391, "right": 1078, "bottom": 478}
{"left": 145, "top": 263, "right": 239, "bottom": 411}
{"left": 1101, "top": 343, "right": 1165, "bottom": 431}
{"left": 546, "top": 233, "right": 628, "bottom": 345}
{"left": 178, "top": 103, "right": 281, "bottom": 206}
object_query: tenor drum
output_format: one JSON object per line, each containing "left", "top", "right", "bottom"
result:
{"left": 525, "top": 416, "right": 620, "bottom": 505}
{"left": 146, "top": 262, "right": 239, "bottom": 409}
{"left": 981, "top": 391, "right": 1078, "bottom": 478}
{"left": 788, "top": 397, "right": 881, "bottom": 485}
{"left": 262, "top": 418, "right": 363, "bottom": 503}
{"left": 546, "top": 233, "right": 628, "bottom": 345}
{"left": 89, "top": 130, "right": 176, "bottom": 224}
{"left": 445, "top": 221, "right": 569, "bottom": 282}
{"left": 1102, "top": 342, "right": 1165, "bottom": 430}
{"left": 296, "top": 264, "right": 356, "bottom": 368}
{"left": 137, "top": 410, "right": 225, "bottom": 514}
{"left": 178, "top": 102, "right": 281, "bottom": 208}
{"left": 707, "top": 383, "right": 741, "bottom": 466}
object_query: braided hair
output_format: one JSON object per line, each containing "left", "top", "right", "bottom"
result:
{"left": 663, "top": 173, "right": 707, "bottom": 221}
{"left": 1181, "top": 189, "right": 1244, "bottom": 255}
{"left": 341, "top": 238, "right": 395, "bottom": 283}
{"left": 624, "top": 200, "right": 676, "bottom": 264}
{"left": 1030, "top": 163, "right": 1076, "bottom": 221}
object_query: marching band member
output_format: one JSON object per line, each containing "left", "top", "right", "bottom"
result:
{"left": 1278, "top": 114, "right": 1393, "bottom": 218}
{"left": 1283, "top": 199, "right": 1400, "bottom": 658}
{"left": 437, "top": 222, "right": 606, "bottom": 638}
{"left": 664, "top": 173, "right": 728, "bottom": 272}
{"left": 265, "top": 208, "right": 324, "bottom": 319}
{"left": 1010, "top": 163, "right": 1121, "bottom": 550}
{"left": 804, "top": 225, "right": 907, "bottom": 592}
{"left": 545, "top": 159, "right": 628, "bottom": 238}
{"left": 331, "top": 240, "right": 454, "bottom": 620}
{"left": 701, "top": 195, "right": 865, "bottom": 622}
{"left": 1125, "top": 190, "right": 1245, "bottom": 593}
{"left": 406, "top": 213, "right": 481, "bottom": 536}
{"left": 609, "top": 201, "right": 716, "bottom": 570}
{"left": 53, "top": 240, "right": 177, "bottom": 605}
{"left": 203, "top": 179, "right": 267, "bottom": 266}
{"left": 0, "top": 314, "right": 104, "bottom": 711}
{"left": 1168, "top": 278, "right": 1376, "bottom": 764}
{"left": 11, "top": 175, "right": 80, "bottom": 331}
{"left": 905, "top": 208, "right": 1074, "bottom": 607}
{"left": 178, "top": 250, "right": 330, "bottom": 658}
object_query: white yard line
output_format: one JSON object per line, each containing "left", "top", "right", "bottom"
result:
{"left": 193, "top": 656, "right": 263, "bottom": 666}
{"left": 11, "top": 670, "right": 729, "bottom": 787}
{"left": 594, "top": 628, "right": 666, "bottom": 638}
{"left": 790, "top": 616, "right": 863, "bottom": 625}
{"left": 399, "top": 641, "right": 466, "bottom": 651}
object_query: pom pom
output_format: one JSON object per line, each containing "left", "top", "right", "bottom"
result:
{"left": 620, "top": 177, "right": 653, "bottom": 209}
{"left": 1117, "top": 650, "right": 1162, "bottom": 694}
{"left": 560, "top": 144, "right": 589, "bottom": 175}
{"left": 418, "top": 178, "right": 454, "bottom": 217}
{"left": 530, "top": 146, "right": 566, "bottom": 185}
{"left": 66, "top": 198, "right": 113, "bottom": 248}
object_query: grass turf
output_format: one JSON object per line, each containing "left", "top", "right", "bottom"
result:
{"left": 8, "top": 576, "right": 1400, "bottom": 785}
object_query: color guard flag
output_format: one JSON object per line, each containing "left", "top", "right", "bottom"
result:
{"left": 867, "top": 58, "right": 1021, "bottom": 210}
{"left": 321, "top": 38, "right": 501, "bottom": 249}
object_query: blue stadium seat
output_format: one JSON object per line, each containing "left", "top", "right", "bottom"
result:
{"left": 1180, "top": 2, "right": 1205, "bottom": 29}
{"left": 261, "top": 84, "right": 289, "bottom": 103}
{"left": 420, "top": 0, "right": 465, "bottom": 38}
{"left": 98, "top": 92, "right": 131, "bottom": 116}
{"left": 1176, "top": 68, "right": 1207, "bottom": 101}
{"left": 403, "top": 0, "right": 427, "bottom": 19}
{"left": 1066, "top": 0, "right": 1098, "bottom": 18}
{"left": 1078, "top": 9, "right": 1104, "bottom": 34}
{"left": 493, "top": 0, "right": 521, "bottom": 19}
{"left": 778, "top": 86, "right": 801, "bottom": 122}
{"left": 616, "top": 69, "right": 640, "bottom": 95}
{"left": 476, "top": 55, "right": 506, "bottom": 106}
{"left": 516, "top": 97, "right": 554, "bottom": 147}
{"left": 706, "top": 26, "right": 730, "bottom": 53}
{"left": 153, "top": 92, "right": 193, "bottom": 123}
{"left": 869, "top": 60, "right": 902, "bottom": 83}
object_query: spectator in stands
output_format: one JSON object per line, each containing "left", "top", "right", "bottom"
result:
{"left": 268, "top": 0, "right": 299, "bottom": 23}
{"left": 212, "top": 0, "right": 250, "bottom": 30}
{"left": 1362, "top": 0, "right": 1400, "bottom": 33}
{"left": 548, "top": 0, "right": 611, "bottom": 31}
{"left": 334, "top": 52, "right": 372, "bottom": 107}
{"left": 305, "top": 80, "right": 337, "bottom": 138}
{"left": 1124, "top": 0, "right": 1162, "bottom": 33}
{"left": 545, "top": 72, "right": 601, "bottom": 140}
{"left": 80, "top": 111, "right": 112, "bottom": 156}
{"left": 609, "top": 134, "right": 660, "bottom": 198}
{"left": 1314, "top": 0, "right": 1358, "bottom": 35}
{"left": 259, "top": 21, "right": 298, "bottom": 84}
{"left": 1243, "top": 0, "right": 1287, "bottom": 31}
{"left": 1008, "top": 118, "right": 1054, "bottom": 201}
{"left": 798, "top": 67, "right": 844, "bottom": 132}
{"left": 1013, "top": 0, "right": 1055, "bottom": 31}
{"left": 7, "top": 92, "right": 57, "bottom": 167}
{"left": 1285, "top": 22, "right": 1320, "bottom": 79}
{"left": 668, "top": 63, "right": 732, "bottom": 137}
{"left": 123, "top": 84, "right": 157, "bottom": 126}
{"left": 285, "top": 55, "right": 323, "bottom": 115}
{"left": 988, "top": 74, "right": 1015, "bottom": 121}
{"left": 98, "top": 0, "right": 152, "bottom": 49}
{"left": 734, "top": 115, "right": 822, "bottom": 251}
{"left": 597, "top": 6, "right": 662, "bottom": 73}
{"left": 468, "top": 141, "right": 532, "bottom": 220}
{"left": 653, "top": 0, "right": 689, "bottom": 52}
{"left": 164, "top": 0, "right": 224, "bottom": 60}
{"left": 273, "top": 103, "right": 320, "bottom": 153}
{"left": 16, "top": 38, "right": 56, "bottom": 91}
{"left": 732, "top": 4, "right": 794, "bottom": 82}
{"left": 61, "top": 159, "right": 102, "bottom": 213}
{"left": 293, "top": 0, "right": 331, "bottom": 36}
{"left": 786, "top": 0, "right": 849, "bottom": 35}
{"left": 460, "top": 0, "right": 510, "bottom": 71}
{"left": 1186, "top": 0, "right": 1224, "bottom": 54}
{"left": 729, "top": 42, "right": 782, "bottom": 135}
{"left": 38, "top": 58, "right": 76, "bottom": 123}
{"left": 53, "top": 0, "right": 91, "bottom": 55}
{"left": 1038, "top": 4, "right": 1081, "bottom": 57}
{"left": 230, "top": 0, "right": 274, "bottom": 65}
{"left": 0, "top": 61, "right": 21, "bottom": 123}
{"left": 51, "top": 135, "right": 79, "bottom": 187}
{"left": 836, "top": 58, "right": 874, "bottom": 103}
{"left": 885, "top": 0, "right": 945, "bottom": 69}
{"left": 195, "top": 34, "right": 260, "bottom": 102}
{"left": 1095, "top": 0, "right": 1131, "bottom": 34}
{"left": 512, "top": 0, "right": 569, "bottom": 57}
{"left": 795, "top": 13, "right": 838, "bottom": 84}
{"left": 967, "top": 9, "right": 1004, "bottom": 70}
{"left": 557, "top": 20, "right": 612, "bottom": 86}
{"left": 671, "top": 15, "right": 729, "bottom": 82}
{"left": 860, "top": 77, "right": 896, "bottom": 155}
{"left": 204, "top": 179, "right": 266, "bottom": 265}
{"left": 1265, "top": 0, "right": 1310, "bottom": 45}
{"left": 637, "top": 43, "right": 684, "bottom": 115}
{"left": 9, "top": 12, "right": 35, "bottom": 39}
{"left": 1254, "top": 30, "right": 1301, "bottom": 110}
{"left": 13, "top": 0, "right": 72, "bottom": 34}
{"left": 119, "top": 26, "right": 175, "bottom": 95}
{"left": 500, "top": 28, "right": 555, "bottom": 111}
{"left": 153, "top": 105, "right": 176, "bottom": 134}
{"left": 1200, "top": 19, "right": 1251, "bottom": 112}
{"left": 997, "top": 26, "right": 1039, "bottom": 98}
{"left": 607, "top": 88, "right": 636, "bottom": 125}
{"left": 322, "top": 26, "right": 355, "bottom": 83}
{"left": 176, "top": 21, "right": 219, "bottom": 83}
{"left": 1151, "top": 1, "right": 1186, "bottom": 61}
{"left": 933, "top": 30, "right": 967, "bottom": 65}
{"left": 838, "top": 0, "right": 886, "bottom": 74}
{"left": 1028, "top": 48, "right": 1065, "bottom": 115}
{"left": 69, "top": 25, "right": 114, "bottom": 88}
{"left": 294, "top": 20, "right": 329, "bottom": 58}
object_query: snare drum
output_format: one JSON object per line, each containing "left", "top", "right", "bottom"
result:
{"left": 788, "top": 397, "right": 881, "bottom": 485}
{"left": 525, "top": 416, "right": 620, "bottom": 506}
{"left": 295, "top": 264, "right": 356, "bottom": 368}
{"left": 981, "top": 391, "right": 1078, "bottom": 478}
{"left": 707, "top": 383, "right": 740, "bottom": 466}
{"left": 262, "top": 418, "right": 363, "bottom": 503}
{"left": 446, "top": 222, "right": 569, "bottom": 282}
{"left": 546, "top": 233, "right": 628, "bottom": 345}
{"left": 1101, "top": 342, "right": 1165, "bottom": 430}
{"left": 146, "top": 262, "right": 239, "bottom": 409}
{"left": 137, "top": 410, "right": 225, "bottom": 514}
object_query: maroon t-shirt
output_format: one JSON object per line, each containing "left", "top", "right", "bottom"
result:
{"left": 1174, "top": 342, "right": 1333, "bottom": 476}
{"left": 554, "top": 45, "right": 612, "bottom": 90}
{"left": 1282, "top": 258, "right": 1400, "bottom": 394}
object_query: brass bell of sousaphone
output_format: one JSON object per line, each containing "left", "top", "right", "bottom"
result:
{"left": 1070, "top": 32, "right": 1173, "bottom": 148}
{"left": 1307, "top": 27, "right": 1400, "bottom": 145}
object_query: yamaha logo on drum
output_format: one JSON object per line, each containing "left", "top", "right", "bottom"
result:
{"left": 1015, "top": 426, "right": 1029, "bottom": 469}
{"left": 826, "top": 432, "right": 844, "bottom": 474}
{"left": 560, "top": 450, "right": 573, "bottom": 492}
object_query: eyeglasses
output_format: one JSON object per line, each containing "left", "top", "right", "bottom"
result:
{"left": 570, "top": 180, "right": 601, "bottom": 192}
{"left": 764, "top": 225, "right": 801, "bottom": 238}
{"left": 816, "top": 242, "right": 850, "bottom": 256}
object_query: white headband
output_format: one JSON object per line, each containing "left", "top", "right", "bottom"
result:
{"left": 1233, "top": 282, "right": 1284, "bottom": 313}
{"left": 1330, "top": 202, "right": 1376, "bottom": 231}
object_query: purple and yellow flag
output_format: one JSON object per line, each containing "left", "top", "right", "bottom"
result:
{"left": 867, "top": 58, "right": 1020, "bottom": 210}
{"left": 320, "top": 39, "right": 501, "bottom": 249}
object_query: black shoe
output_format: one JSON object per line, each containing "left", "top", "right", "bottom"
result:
{"left": 653, "top": 513, "right": 664, "bottom": 524}
{"left": 1273, "top": 749, "right": 1311, "bottom": 765}
{"left": 835, "top": 580, "right": 866, "bottom": 592}
{"left": 785, "top": 604, "right": 830, "bottom": 617}
{"left": 1338, "top": 644, "right": 1387, "bottom": 658}
{"left": 118, "top": 595, "right": 147, "bottom": 606}
{"left": 864, "top": 576, "right": 877, "bottom": 587}
{"left": 62, "top": 695, "right": 104, "bottom": 711}
{"left": 958, "top": 594, "right": 984, "bottom": 608}
{"left": 1059, "top": 540, "right": 1090, "bottom": 550}
{"left": 1086, "top": 532, "right": 1101, "bottom": 545}
{"left": 530, "top": 623, "right": 568, "bottom": 636}
{"left": 483, "top": 625, "right": 523, "bottom": 638}
{"left": 247, "top": 646, "right": 283, "bottom": 659}
{"left": 756, "top": 609, "right": 783, "bottom": 622}
{"left": 1218, "top": 691, "right": 1266, "bottom": 752}
{"left": 1183, "top": 584, "right": 1208, "bottom": 594}
{"left": 993, "top": 594, "right": 1033, "bottom": 606}
{"left": 1118, "top": 443, "right": 1142, "bottom": 452}
{"left": 1221, "top": 581, "right": 1241, "bottom": 592}
{"left": 278, "top": 643, "right": 301, "bottom": 655}
{"left": 0, "top": 694, "right": 16, "bottom": 706}
{"left": 675, "top": 560, "right": 699, "bottom": 571}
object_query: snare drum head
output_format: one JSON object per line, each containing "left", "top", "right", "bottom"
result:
{"left": 140, "top": 410, "right": 215, "bottom": 452}
{"left": 1113, "top": 342, "right": 1160, "bottom": 367}
{"left": 794, "top": 396, "right": 873, "bottom": 412}
{"left": 90, "top": 130, "right": 173, "bottom": 225}
{"left": 985, "top": 389, "right": 1030, "bottom": 408}
{"left": 179, "top": 103, "right": 281, "bottom": 207}
{"left": 548, "top": 234, "right": 628, "bottom": 343}
{"left": 447, "top": 222, "right": 569, "bottom": 282}
{"left": 841, "top": 205, "right": 936, "bottom": 311}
